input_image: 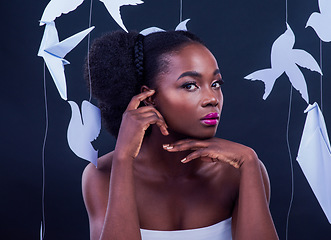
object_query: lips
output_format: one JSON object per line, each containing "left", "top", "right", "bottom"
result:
{"left": 200, "top": 112, "right": 219, "bottom": 126}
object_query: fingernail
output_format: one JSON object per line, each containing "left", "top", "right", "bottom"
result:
{"left": 163, "top": 144, "right": 172, "bottom": 149}
{"left": 181, "top": 158, "right": 187, "bottom": 163}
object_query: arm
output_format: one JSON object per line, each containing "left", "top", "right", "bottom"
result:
{"left": 231, "top": 151, "right": 277, "bottom": 240}
{"left": 82, "top": 90, "right": 168, "bottom": 240}
{"left": 163, "top": 138, "right": 278, "bottom": 240}
{"left": 82, "top": 162, "right": 110, "bottom": 240}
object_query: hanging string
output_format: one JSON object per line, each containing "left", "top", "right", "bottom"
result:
{"left": 285, "top": 86, "right": 294, "bottom": 240}
{"left": 88, "top": 0, "right": 94, "bottom": 102}
{"left": 284, "top": 0, "right": 294, "bottom": 239}
{"left": 179, "top": 0, "right": 183, "bottom": 22}
{"left": 285, "top": 0, "right": 288, "bottom": 23}
{"left": 320, "top": 40, "right": 323, "bottom": 112}
{"left": 41, "top": 62, "right": 48, "bottom": 240}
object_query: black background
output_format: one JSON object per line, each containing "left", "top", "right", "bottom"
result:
{"left": 1, "top": 0, "right": 331, "bottom": 239}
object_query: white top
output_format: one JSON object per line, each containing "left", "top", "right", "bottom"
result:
{"left": 140, "top": 217, "right": 232, "bottom": 240}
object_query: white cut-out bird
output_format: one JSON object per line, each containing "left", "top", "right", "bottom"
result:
{"left": 100, "top": 0, "right": 144, "bottom": 32}
{"left": 40, "top": 0, "right": 84, "bottom": 25}
{"left": 140, "top": 19, "right": 190, "bottom": 36}
{"left": 67, "top": 101, "right": 101, "bottom": 166}
{"left": 38, "top": 22, "right": 94, "bottom": 100}
{"left": 306, "top": 0, "right": 331, "bottom": 42}
{"left": 245, "top": 23, "right": 322, "bottom": 104}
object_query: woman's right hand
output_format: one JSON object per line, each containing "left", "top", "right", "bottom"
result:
{"left": 114, "top": 90, "right": 169, "bottom": 161}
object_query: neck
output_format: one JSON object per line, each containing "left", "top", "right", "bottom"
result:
{"left": 136, "top": 125, "right": 202, "bottom": 179}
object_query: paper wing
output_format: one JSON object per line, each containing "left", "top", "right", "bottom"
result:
{"left": 81, "top": 100, "right": 101, "bottom": 142}
{"left": 43, "top": 52, "right": 67, "bottom": 100}
{"left": 38, "top": 22, "right": 67, "bottom": 100}
{"left": 291, "top": 49, "right": 322, "bottom": 75}
{"left": 99, "top": 0, "right": 143, "bottom": 32}
{"left": 140, "top": 27, "right": 165, "bottom": 36}
{"left": 38, "top": 21, "right": 59, "bottom": 57}
{"left": 45, "top": 26, "right": 94, "bottom": 59}
{"left": 175, "top": 19, "right": 190, "bottom": 31}
{"left": 297, "top": 102, "right": 331, "bottom": 223}
{"left": 40, "top": 0, "right": 84, "bottom": 25}
{"left": 67, "top": 101, "right": 101, "bottom": 166}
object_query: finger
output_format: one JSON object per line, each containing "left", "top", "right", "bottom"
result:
{"left": 182, "top": 150, "right": 241, "bottom": 168}
{"left": 137, "top": 108, "right": 169, "bottom": 135}
{"left": 180, "top": 149, "right": 212, "bottom": 163}
{"left": 139, "top": 114, "right": 169, "bottom": 136}
{"left": 163, "top": 140, "right": 207, "bottom": 152}
{"left": 126, "top": 90, "right": 155, "bottom": 111}
{"left": 136, "top": 106, "right": 168, "bottom": 129}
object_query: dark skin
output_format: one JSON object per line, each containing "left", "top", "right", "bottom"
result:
{"left": 82, "top": 43, "right": 279, "bottom": 240}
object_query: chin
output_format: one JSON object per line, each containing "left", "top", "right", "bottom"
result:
{"left": 180, "top": 128, "right": 217, "bottom": 140}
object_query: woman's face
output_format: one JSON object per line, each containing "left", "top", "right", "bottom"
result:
{"left": 153, "top": 43, "right": 223, "bottom": 139}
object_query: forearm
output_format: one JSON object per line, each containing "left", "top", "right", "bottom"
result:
{"left": 234, "top": 153, "right": 278, "bottom": 240}
{"left": 100, "top": 156, "right": 141, "bottom": 240}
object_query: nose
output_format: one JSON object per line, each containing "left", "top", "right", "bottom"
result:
{"left": 201, "top": 88, "right": 220, "bottom": 107}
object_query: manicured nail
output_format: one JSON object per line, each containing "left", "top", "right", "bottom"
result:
{"left": 163, "top": 144, "right": 173, "bottom": 150}
{"left": 181, "top": 158, "right": 187, "bottom": 163}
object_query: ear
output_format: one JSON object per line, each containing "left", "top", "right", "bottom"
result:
{"left": 141, "top": 85, "right": 156, "bottom": 106}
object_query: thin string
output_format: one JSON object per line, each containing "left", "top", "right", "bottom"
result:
{"left": 88, "top": 0, "right": 93, "bottom": 102}
{"left": 284, "top": 0, "right": 294, "bottom": 239}
{"left": 285, "top": 86, "right": 294, "bottom": 240}
{"left": 285, "top": 0, "right": 288, "bottom": 23}
{"left": 41, "top": 62, "right": 48, "bottom": 240}
{"left": 179, "top": 0, "right": 183, "bottom": 22}
{"left": 320, "top": 40, "right": 323, "bottom": 112}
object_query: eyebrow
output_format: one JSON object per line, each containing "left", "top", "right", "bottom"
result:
{"left": 177, "top": 69, "right": 221, "bottom": 81}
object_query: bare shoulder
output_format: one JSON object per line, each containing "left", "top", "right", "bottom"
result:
{"left": 82, "top": 151, "right": 114, "bottom": 223}
{"left": 213, "top": 138, "right": 271, "bottom": 201}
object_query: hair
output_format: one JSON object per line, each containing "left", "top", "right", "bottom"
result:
{"left": 85, "top": 30, "right": 204, "bottom": 137}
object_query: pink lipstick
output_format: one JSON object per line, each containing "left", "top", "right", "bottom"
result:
{"left": 200, "top": 112, "right": 219, "bottom": 126}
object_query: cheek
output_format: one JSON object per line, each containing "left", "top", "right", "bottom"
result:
{"left": 155, "top": 92, "right": 198, "bottom": 126}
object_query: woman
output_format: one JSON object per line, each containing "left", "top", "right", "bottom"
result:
{"left": 82, "top": 30, "right": 279, "bottom": 240}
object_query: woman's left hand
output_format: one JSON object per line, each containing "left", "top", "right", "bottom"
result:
{"left": 163, "top": 138, "right": 258, "bottom": 169}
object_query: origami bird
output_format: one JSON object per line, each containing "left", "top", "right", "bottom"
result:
{"left": 38, "top": 22, "right": 94, "bottom": 100}
{"left": 306, "top": 0, "right": 331, "bottom": 42}
{"left": 297, "top": 102, "right": 331, "bottom": 223}
{"left": 245, "top": 23, "right": 322, "bottom": 104}
{"left": 100, "top": 0, "right": 144, "bottom": 32}
{"left": 67, "top": 101, "right": 101, "bottom": 166}
{"left": 40, "top": 0, "right": 84, "bottom": 25}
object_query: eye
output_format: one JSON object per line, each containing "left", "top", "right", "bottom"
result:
{"left": 211, "top": 79, "right": 224, "bottom": 89}
{"left": 181, "top": 82, "right": 199, "bottom": 91}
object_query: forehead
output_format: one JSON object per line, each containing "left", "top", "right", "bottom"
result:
{"left": 163, "top": 43, "right": 219, "bottom": 75}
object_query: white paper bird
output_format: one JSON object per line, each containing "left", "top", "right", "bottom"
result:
{"left": 140, "top": 19, "right": 190, "bottom": 36}
{"left": 306, "top": 0, "right": 331, "bottom": 42}
{"left": 40, "top": 0, "right": 84, "bottom": 25}
{"left": 100, "top": 0, "right": 144, "bottom": 32}
{"left": 38, "top": 22, "right": 94, "bottom": 100}
{"left": 67, "top": 101, "right": 101, "bottom": 166}
{"left": 297, "top": 102, "right": 331, "bottom": 223}
{"left": 244, "top": 23, "right": 322, "bottom": 104}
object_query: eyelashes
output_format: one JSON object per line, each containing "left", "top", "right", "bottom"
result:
{"left": 212, "top": 79, "right": 224, "bottom": 88}
{"left": 181, "top": 79, "right": 224, "bottom": 91}
{"left": 181, "top": 81, "right": 199, "bottom": 91}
